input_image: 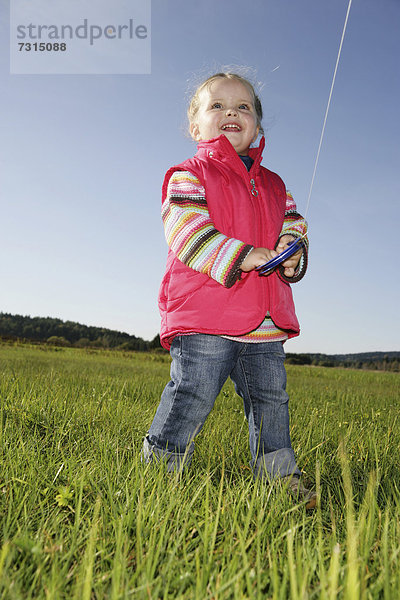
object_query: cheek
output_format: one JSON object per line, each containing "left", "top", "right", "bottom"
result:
{"left": 205, "top": 116, "right": 217, "bottom": 128}
{"left": 249, "top": 119, "right": 259, "bottom": 137}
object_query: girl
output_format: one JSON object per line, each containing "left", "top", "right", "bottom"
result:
{"left": 143, "top": 72, "right": 316, "bottom": 509}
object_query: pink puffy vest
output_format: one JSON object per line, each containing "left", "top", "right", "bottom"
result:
{"left": 158, "top": 135, "right": 300, "bottom": 349}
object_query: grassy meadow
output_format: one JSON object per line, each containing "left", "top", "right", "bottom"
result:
{"left": 0, "top": 341, "right": 399, "bottom": 599}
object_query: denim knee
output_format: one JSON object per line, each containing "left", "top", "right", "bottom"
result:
{"left": 147, "top": 335, "right": 238, "bottom": 453}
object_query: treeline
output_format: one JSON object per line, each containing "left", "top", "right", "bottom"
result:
{"left": 1, "top": 313, "right": 399, "bottom": 369}
{"left": 285, "top": 352, "right": 400, "bottom": 372}
{"left": 0, "top": 312, "right": 161, "bottom": 351}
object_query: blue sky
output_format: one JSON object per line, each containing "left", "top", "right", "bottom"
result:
{"left": 1, "top": 0, "right": 399, "bottom": 354}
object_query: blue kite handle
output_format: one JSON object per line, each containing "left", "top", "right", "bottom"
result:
{"left": 255, "top": 237, "right": 304, "bottom": 276}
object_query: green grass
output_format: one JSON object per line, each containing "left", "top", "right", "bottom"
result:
{"left": 0, "top": 342, "right": 399, "bottom": 599}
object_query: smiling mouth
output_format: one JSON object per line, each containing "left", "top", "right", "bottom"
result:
{"left": 221, "top": 123, "right": 241, "bottom": 132}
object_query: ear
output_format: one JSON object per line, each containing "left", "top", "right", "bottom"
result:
{"left": 252, "top": 125, "right": 260, "bottom": 143}
{"left": 190, "top": 122, "right": 201, "bottom": 141}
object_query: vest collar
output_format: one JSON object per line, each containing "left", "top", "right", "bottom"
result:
{"left": 195, "top": 135, "right": 265, "bottom": 174}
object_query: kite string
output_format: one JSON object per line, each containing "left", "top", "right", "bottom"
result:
{"left": 303, "top": 0, "right": 352, "bottom": 219}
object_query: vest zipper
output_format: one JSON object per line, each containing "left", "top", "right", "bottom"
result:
{"left": 250, "top": 178, "right": 258, "bottom": 196}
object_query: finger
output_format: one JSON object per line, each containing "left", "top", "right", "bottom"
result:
{"left": 281, "top": 257, "right": 296, "bottom": 267}
{"left": 277, "top": 236, "right": 298, "bottom": 254}
{"left": 279, "top": 234, "right": 294, "bottom": 244}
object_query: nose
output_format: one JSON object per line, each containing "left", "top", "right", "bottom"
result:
{"left": 225, "top": 107, "right": 238, "bottom": 117}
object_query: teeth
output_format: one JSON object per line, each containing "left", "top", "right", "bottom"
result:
{"left": 222, "top": 124, "right": 240, "bottom": 131}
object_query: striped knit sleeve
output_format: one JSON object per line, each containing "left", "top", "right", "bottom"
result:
{"left": 276, "top": 191, "right": 309, "bottom": 283}
{"left": 162, "top": 170, "right": 253, "bottom": 288}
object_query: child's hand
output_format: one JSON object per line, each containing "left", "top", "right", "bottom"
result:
{"left": 276, "top": 235, "right": 303, "bottom": 278}
{"left": 241, "top": 247, "right": 278, "bottom": 272}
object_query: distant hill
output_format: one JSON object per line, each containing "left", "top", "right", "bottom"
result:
{"left": 0, "top": 312, "right": 398, "bottom": 370}
{"left": 0, "top": 312, "right": 161, "bottom": 351}
{"left": 285, "top": 351, "right": 399, "bottom": 371}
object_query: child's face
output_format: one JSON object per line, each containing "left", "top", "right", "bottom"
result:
{"left": 190, "top": 78, "right": 260, "bottom": 155}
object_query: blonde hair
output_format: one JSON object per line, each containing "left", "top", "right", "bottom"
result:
{"left": 187, "top": 71, "right": 264, "bottom": 136}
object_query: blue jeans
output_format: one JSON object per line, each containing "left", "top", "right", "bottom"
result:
{"left": 143, "top": 334, "right": 301, "bottom": 479}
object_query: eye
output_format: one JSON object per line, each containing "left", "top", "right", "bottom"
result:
{"left": 211, "top": 102, "right": 223, "bottom": 109}
{"left": 239, "top": 103, "right": 250, "bottom": 110}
